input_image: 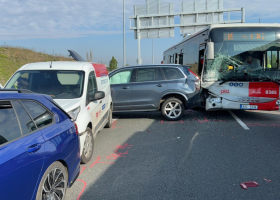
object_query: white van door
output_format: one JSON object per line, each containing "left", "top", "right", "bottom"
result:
{"left": 86, "top": 71, "right": 102, "bottom": 135}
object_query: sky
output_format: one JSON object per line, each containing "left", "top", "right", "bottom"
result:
{"left": 0, "top": 0, "right": 279, "bottom": 67}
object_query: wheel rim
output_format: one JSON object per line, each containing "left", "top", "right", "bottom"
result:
{"left": 164, "top": 102, "right": 182, "bottom": 119}
{"left": 42, "top": 168, "right": 66, "bottom": 200}
{"left": 83, "top": 131, "right": 93, "bottom": 158}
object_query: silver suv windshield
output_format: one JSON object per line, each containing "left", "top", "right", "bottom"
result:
{"left": 5, "top": 70, "right": 84, "bottom": 99}
{"left": 204, "top": 27, "right": 280, "bottom": 82}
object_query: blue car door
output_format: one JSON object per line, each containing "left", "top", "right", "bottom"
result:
{"left": 0, "top": 100, "right": 45, "bottom": 200}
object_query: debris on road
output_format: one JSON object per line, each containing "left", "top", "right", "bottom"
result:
{"left": 264, "top": 178, "right": 272, "bottom": 183}
{"left": 240, "top": 181, "right": 259, "bottom": 190}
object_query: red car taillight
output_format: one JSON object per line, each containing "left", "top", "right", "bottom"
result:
{"left": 74, "top": 122, "right": 79, "bottom": 135}
{"left": 188, "top": 69, "right": 200, "bottom": 91}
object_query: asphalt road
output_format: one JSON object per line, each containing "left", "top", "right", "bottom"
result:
{"left": 66, "top": 109, "right": 280, "bottom": 200}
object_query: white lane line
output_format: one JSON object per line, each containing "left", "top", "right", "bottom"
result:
{"left": 228, "top": 110, "right": 250, "bottom": 130}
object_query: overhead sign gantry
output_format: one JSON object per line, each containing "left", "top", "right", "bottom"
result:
{"left": 130, "top": 0, "right": 245, "bottom": 65}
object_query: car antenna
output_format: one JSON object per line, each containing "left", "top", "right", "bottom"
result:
{"left": 50, "top": 50, "right": 54, "bottom": 68}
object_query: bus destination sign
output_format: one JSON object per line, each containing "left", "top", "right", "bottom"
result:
{"left": 224, "top": 32, "right": 276, "bottom": 41}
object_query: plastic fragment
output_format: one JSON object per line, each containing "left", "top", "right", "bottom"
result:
{"left": 177, "top": 137, "right": 180, "bottom": 139}
{"left": 240, "top": 181, "right": 259, "bottom": 190}
{"left": 232, "top": 137, "right": 235, "bottom": 139}
{"left": 147, "top": 130, "right": 151, "bottom": 132}
{"left": 264, "top": 178, "right": 272, "bottom": 183}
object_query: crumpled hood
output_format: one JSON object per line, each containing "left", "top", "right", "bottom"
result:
{"left": 53, "top": 98, "right": 83, "bottom": 112}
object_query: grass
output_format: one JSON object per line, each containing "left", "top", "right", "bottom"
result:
{"left": 0, "top": 45, "right": 74, "bottom": 85}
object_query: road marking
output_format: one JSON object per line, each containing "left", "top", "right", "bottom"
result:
{"left": 228, "top": 110, "right": 250, "bottom": 130}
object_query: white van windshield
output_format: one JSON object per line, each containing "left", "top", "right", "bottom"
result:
{"left": 5, "top": 70, "right": 85, "bottom": 99}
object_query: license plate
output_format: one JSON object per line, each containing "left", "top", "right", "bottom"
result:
{"left": 240, "top": 105, "right": 258, "bottom": 110}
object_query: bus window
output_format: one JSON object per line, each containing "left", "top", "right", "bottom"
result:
{"left": 179, "top": 54, "right": 183, "bottom": 65}
{"left": 174, "top": 53, "right": 178, "bottom": 64}
{"left": 179, "top": 50, "right": 184, "bottom": 65}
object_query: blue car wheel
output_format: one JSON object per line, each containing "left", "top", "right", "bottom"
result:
{"left": 36, "top": 161, "right": 68, "bottom": 200}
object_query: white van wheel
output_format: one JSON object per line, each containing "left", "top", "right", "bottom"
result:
{"left": 81, "top": 127, "right": 94, "bottom": 164}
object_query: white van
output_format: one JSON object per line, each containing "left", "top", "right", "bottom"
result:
{"left": 5, "top": 61, "right": 113, "bottom": 163}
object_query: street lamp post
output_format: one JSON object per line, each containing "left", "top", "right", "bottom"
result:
{"left": 123, "top": 0, "right": 126, "bottom": 67}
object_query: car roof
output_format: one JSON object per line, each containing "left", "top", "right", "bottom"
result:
{"left": 17, "top": 61, "right": 96, "bottom": 71}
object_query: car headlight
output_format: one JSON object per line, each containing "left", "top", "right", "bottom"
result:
{"left": 67, "top": 107, "right": 80, "bottom": 121}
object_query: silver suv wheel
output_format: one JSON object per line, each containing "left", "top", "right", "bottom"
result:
{"left": 164, "top": 102, "right": 182, "bottom": 118}
{"left": 161, "top": 97, "right": 185, "bottom": 121}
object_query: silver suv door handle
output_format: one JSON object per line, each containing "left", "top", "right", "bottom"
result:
{"left": 156, "top": 84, "right": 162, "bottom": 87}
{"left": 121, "top": 86, "right": 129, "bottom": 89}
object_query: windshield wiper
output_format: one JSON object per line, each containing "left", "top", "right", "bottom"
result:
{"left": 219, "top": 77, "right": 239, "bottom": 85}
{"left": 258, "top": 77, "right": 280, "bottom": 85}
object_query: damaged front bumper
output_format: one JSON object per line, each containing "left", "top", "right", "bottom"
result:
{"left": 206, "top": 96, "right": 280, "bottom": 111}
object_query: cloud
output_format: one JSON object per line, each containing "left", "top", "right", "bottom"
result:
{"left": 224, "top": 0, "right": 280, "bottom": 20}
{"left": 0, "top": 0, "right": 279, "bottom": 40}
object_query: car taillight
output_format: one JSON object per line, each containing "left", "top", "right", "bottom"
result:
{"left": 188, "top": 69, "right": 200, "bottom": 91}
{"left": 188, "top": 69, "right": 200, "bottom": 80}
{"left": 74, "top": 122, "right": 79, "bottom": 135}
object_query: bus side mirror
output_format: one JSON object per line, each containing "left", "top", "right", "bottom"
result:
{"left": 206, "top": 42, "right": 214, "bottom": 60}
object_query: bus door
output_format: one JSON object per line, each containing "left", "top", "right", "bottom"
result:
{"left": 198, "top": 44, "right": 206, "bottom": 76}
{"left": 266, "top": 50, "right": 280, "bottom": 70}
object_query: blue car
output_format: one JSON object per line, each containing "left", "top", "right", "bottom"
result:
{"left": 0, "top": 89, "right": 80, "bottom": 200}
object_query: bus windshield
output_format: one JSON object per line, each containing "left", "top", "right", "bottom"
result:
{"left": 5, "top": 70, "right": 85, "bottom": 99}
{"left": 204, "top": 27, "right": 280, "bottom": 82}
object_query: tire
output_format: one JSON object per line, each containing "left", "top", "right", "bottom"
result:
{"left": 36, "top": 161, "right": 68, "bottom": 200}
{"left": 161, "top": 97, "right": 185, "bottom": 121}
{"left": 104, "top": 107, "right": 113, "bottom": 128}
{"left": 81, "top": 127, "right": 94, "bottom": 164}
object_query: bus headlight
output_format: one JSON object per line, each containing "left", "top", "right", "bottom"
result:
{"left": 209, "top": 98, "right": 222, "bottom": 103}
{"left": 276, "top": 100, "right": 280, "bottom": 105}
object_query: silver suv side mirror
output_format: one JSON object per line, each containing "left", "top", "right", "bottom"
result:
{"left": 206, "top": 42, "right": 214, "bottom": 60}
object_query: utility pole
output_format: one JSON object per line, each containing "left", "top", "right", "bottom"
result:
{"left": 123, "top": 0, "right": 126, "bottom": 67}
{"left": 152, "top": 39, "right": 154, "bottom": 64}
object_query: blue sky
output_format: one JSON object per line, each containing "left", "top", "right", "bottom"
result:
{"left": 0, "top": 0, "right": 279, "bottom": 67}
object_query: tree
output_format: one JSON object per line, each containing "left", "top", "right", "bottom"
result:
{"left": 109, "top": 56, "right": 118, "bottom": 71}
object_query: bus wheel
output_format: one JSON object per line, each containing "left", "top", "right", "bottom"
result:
{"left": 161, "top": 98, "right": 185, "bottom": 121}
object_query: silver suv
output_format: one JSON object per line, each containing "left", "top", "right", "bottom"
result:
{"left": 109, "top": 65, "right": 200, "bottom": 121}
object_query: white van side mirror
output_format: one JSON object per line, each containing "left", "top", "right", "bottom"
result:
{"left": 206, "top": 42, "right": 214, "bottom": 60}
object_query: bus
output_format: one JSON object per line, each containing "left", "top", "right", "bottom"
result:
{"left": 162, "top": 23, "right": 280, "bottom": 111}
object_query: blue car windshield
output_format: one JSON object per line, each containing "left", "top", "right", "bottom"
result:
{"left": 5, "top": 70, "right": 85, "bottom": 99}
